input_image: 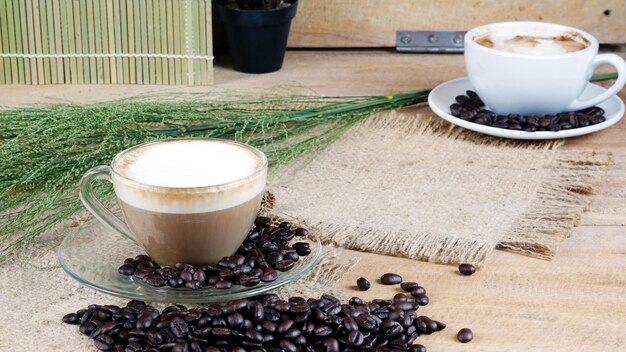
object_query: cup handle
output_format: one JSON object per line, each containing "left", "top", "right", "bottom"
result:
{"left": 79, "top": 165, "right": 136, "bottom": 243}
{"left": 566, "top": 53, "right": 626, "bottom": 111}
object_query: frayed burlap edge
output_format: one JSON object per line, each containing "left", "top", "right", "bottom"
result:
{"left": 499, "top": 151, "right": 611, "bottom": 259}
{"left": 276, "top": 111, "right": 610, "bottom": 266}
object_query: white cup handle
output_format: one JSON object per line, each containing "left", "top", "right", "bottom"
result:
{"left": 566, "top": 53, "right": 626, "bottom": 111}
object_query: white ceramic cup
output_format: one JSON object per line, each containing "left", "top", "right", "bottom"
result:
{"left": 464, "top": 21, "right": 626, "bottom": 115}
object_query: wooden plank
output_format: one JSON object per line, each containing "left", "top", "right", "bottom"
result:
{"left": 125, "top": 1, "right": 138, "bottom": 84}
{"left": 132, "top": 0, "right": 143, "bottom": 84}
{"left": 25, "top": 0, "right": 38, "bottom": 84}
{"left": 166, "top": 0, "right": 176, "bottom": 85}
{"left": 81, "top": 0, "right": 92, "bottom": 84}
{"left": 64, "top": 0, "right": 77, "bottom": 84}
{"left": 7, "top": 0, "right": 23, "bottom": 84}
{"left": 18, "top": 0, "right": 32, "bottom": 84}
{"left": 72, "top": 0, "right": 84, "bottom": 84}
{"left": 51, "top": 0, "right": 64, "bottom": 83}
{"left": 106, "top": 0, "right": 118, "bottom": 84}
{"left": 32, "top": 0, "right": 44, "bottom": 84}
{"left": 59, "top": 0, "right": 70, "bottom": 84}
{"left": 0, "top": 0, "right": 11, "bottom": 84}
{"left": 288, "top": 0, "right": 626, "bottom": 47}
{"left": 159, "top": 0, "right": 168, "bottom": 84}
{"left": 98, "top": 0, "right": 110, "bottom": 84}
{"left": 39, "top": 0, "right": 51, "bottom": 84}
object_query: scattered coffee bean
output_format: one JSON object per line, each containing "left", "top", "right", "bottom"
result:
{"left": 457, "top": 327, "right": 474, "bottom": 343}
{"left": 64, "top": 292, "right": 446, "bottom": 352}
{"left": 411, "top": 344, "right": 428, "bottom": 352}
{"left": 62, "top": 313, "right": 80, "bottom": 325}
{"left": 449, "top": 91, "right": 607, "bottom": 132}
{"left": 458, "top": 263, "right": 476, "bottom": 276}
{"left": 380, "top": 273, "right": 402, "bottom": 285}
{"left": 400, "top": 281, "right": 419, "bottom": 292}
{"left": 118, "top": 215, "right": 313, "bottom": 290}
{"left": 356, "top": 277, "right": 371, "bottom": 291}
{"left": 410, "top": 286, "right": 427, "bottom": 297}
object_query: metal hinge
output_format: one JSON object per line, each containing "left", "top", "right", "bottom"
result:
{"left": 396, "top": 30, "right": 466, "bottom": 53}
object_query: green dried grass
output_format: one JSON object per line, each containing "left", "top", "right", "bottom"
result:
{"left": 0, "top": 90, "right": 430, "bottom": 259}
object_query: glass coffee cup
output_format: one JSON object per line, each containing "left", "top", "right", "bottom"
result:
{"left": 79, "top": 138, "right": 268, "bottom": 266}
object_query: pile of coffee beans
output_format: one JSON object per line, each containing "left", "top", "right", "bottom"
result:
{"left": 450, "top": 91, "right": 607, "bottom": 132}
{"left": 118, "top": 216, "right": 313, "bottom": 290}
{"left": 63, "top": 293, "right": 445, "bottom": 352}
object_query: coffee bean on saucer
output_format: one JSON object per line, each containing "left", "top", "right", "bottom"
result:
{"left": 457, "top": 328, "right": 474, "bottom": 343}
{"left": 215, "top": 280, "right": 232, "bottom": 289}
{"left": 119, "top": 215, "right": 315, "bottom": 290}
{"left": 381, "top": 273, "right": 402, "bottom": 285}
{"left": 118, "top": 264, "right": 135, "bottom": 276}
{"left": 458, "top": 263, "right": 476, "bottom": 276}
{"left": 356, "top": 277, "right": 371, "bottom": 291}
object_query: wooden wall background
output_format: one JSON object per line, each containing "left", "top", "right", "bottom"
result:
{"left": 287, "top": 0, "right": 626, "bottom": 47}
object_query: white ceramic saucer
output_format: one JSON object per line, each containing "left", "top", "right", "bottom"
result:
{"left": 428, "top": 77, "right": 625, "bottom": 140}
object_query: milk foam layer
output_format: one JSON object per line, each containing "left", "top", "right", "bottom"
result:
{"left": 112, "top": 140, "right": 267, "bottom": 214}
{"left": 473, "top": 28, "right": 589, "bottom": 56}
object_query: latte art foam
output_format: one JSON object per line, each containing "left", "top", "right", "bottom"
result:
{"left": 116, "top": 140, "right": 261, "bottom": 188}
{"left": 474, "top": 29, "right": 589, "bottom": 56}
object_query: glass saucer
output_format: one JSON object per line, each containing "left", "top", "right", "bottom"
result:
{"left": 58, "top": 215, "right": 322, "bottom": 303}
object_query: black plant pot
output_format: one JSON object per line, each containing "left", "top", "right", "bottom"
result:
{"left": 215, "top": 0, "right": 298, "bottom": 74}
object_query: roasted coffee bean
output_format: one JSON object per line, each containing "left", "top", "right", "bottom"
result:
{"left": 458, "top": 263, "right": 476, "bottom": 276}
{"left": 118, "top": 264, "right": 136, "bottom": 276}
{"left": 184, "top": 280, "right": 201, "bottom": 290}
{"left": 273, "top": 259, "right": 295, "bottom": 272}
{"left": 254, "top": 216, "right": 272, "bottom": 227}
{"left": 62, "top": 313, "right": 80, "bottom": 324}
{"left": 168, "top": 277, "right": 184, "bottom": 288}
{"left": 215, "top": 280, "right": 232, "bottom": 289}
{"left": 420, "top": 316, "right": 438, "bottom": 334}
{"left": 93, "top": 334, "right": 114, "bottom": 351}
{"left": 410, "top": 344, "right": 428, "bottom": 352}
{"left": 393, "top": 293, "right": 408, "bottom": 303}
{"left": 457, "top": 328, "right": 474, "bottom": 343}
{"left": 324, "top": 337, "right": 340, "bottom": 352}
{"left": 356, "top": 277, "right": 370, "bottom": 291}
{"left": 144, "top": 273, "right": 168, "bottom": 287}
{"left": 410, "top": 286, "right": 426, "bottom": 297}
{"left": 400, "top": 282, "right": 418, "bottom": 292}
{"left": 172, "top": 342, "right": 189, "bottom": 352}
{"left": 435, "top": 320, "right": 447, "bottom": 331}
{"left": 415, "top": 295, "right": 429, "bottom": 306}
{"left": 170, "top": 317, "right": 189, "bottom": 338}
{"left": 279, "top": 339, "right": 297, "bottom": 352}
{"left": 380, "top": 273, "right": 402, "bottom": 285}
{"left": 356, "top": 315, "right": 379, "bottom": 331}
{"left": 294, "top": 228, "right": 309, "bottom": 237}
{"left": 239, "top": 275, "right": 261, "bottom": 287}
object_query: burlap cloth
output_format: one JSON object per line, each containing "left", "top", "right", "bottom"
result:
{"left": 0, "top": 110, "right": 610, "bottom": 351}
{"left": 271, "top": 111, "right": 610, "bottom": 266}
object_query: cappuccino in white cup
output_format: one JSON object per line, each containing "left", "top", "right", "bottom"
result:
{"left": 464, "top": 22, "right": 626, "bottom": 115}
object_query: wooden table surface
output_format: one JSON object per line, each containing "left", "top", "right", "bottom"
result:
{"left": 1, "top": 51, "right": 625, "bottom": 351}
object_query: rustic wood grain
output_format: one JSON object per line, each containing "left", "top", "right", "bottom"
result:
{"left": 0, "top": 51, "right": 624, "bottom": 351}
{"left": 288, "top": 0, "right": 626, "bottom": 47}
